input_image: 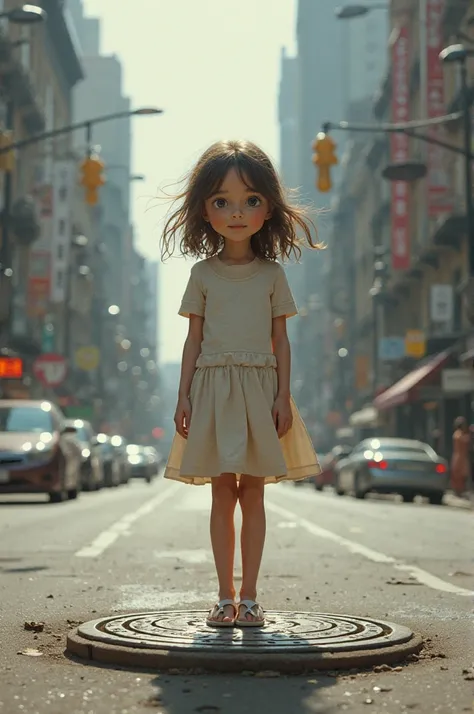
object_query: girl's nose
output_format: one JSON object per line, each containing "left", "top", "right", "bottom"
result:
{"left": 231, "top": 205, "right": 244, "bottom": 217}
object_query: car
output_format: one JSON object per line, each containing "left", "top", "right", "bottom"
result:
{"left": 0, "top": 399, "right": 82, "bottom": 503}
{"left": 144, "top": 446, "right": 162, "bottom": 476}
{"left": 335, "top": 437, "right": 449, "bottom": 505}
{"left": 109, "top": 435, "right": 131, "bottom": 484}
{"left": 127, "top": 444, "right": 155, "bottom": 483}
{"left": 65, "top": 419, "right": 104, "bottom": 491}
{"left": 314, "top": 446, "right": 353, "bottom": 492}
{"left": 96, "top": 435, "right": 122, "bottom": 487}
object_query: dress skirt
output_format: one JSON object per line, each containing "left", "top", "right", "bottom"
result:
{"left": 164, "top": 352, "right": 321, "bottom": 486}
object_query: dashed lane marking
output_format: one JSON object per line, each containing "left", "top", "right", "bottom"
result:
{"left": 75, "top": 483, "right": 181, "bottom": 558}
{"left": 266, "top": 500, "right": 474, "bottom": 597}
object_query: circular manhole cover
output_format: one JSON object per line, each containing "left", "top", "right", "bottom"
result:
{"left": 77, "top": 611, "right": 412, "bottom": 653}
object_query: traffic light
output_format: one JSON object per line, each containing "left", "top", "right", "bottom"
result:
{"left": 80, "top": 155, "right": 105, "bottom": 205}
{"left": 312, "top": 132, "right": 338, "bottom": 192}
{"left": 0, "top": 130, "right": 15, "bottom": 172}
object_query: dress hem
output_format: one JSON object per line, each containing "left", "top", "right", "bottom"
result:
{"left": 164, "top": 462, "right": 321, "bottom": 486}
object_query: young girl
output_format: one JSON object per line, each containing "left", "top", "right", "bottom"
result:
{"left": 162, "top": 139, "right": 321, "bottom": 628}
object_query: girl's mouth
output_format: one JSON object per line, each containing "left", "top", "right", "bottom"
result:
{"left": 228, "top": 225, "right": 247, "bottom": 229}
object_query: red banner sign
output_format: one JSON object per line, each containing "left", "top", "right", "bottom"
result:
{"left": 390, "top": 26, "right": 410, "bottom": 271}
{"left": 426, "top": 0, "right": 452, "bottom": 217}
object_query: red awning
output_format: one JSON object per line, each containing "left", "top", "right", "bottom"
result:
{"left": 373, "top": 350, "right": 451, "bottom": 411}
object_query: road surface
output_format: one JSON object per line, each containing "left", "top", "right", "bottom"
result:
{"left": 0, "top": 478, "right": 472, "bottom": 714}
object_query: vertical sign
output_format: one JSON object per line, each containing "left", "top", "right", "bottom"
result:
{"left": 425, "top": 0, "right": 452, "bottom": 216}
{"left": 390, "top": 26, "right": 411, "bottom": 270}
{"left": 26, "top": 251, "right": 50, "bottom": 318}
{"left": 51, "top": 160, "right": 75, "bottom": 304}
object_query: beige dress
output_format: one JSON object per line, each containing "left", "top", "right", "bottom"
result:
{"left": 164, "top": 256, "right": 321, "bottom": 485}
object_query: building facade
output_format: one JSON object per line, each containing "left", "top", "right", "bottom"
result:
{"left": 324, "top": 0, "right": 474, "bottom": 457}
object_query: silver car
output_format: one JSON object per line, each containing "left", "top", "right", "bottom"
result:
{"left": 335, "top": 437, "right": 449, "bottom": 505}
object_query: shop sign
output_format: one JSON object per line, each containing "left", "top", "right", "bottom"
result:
{"left": 441, "top": 369, "right": 474, "bottom": 393}
{"left": 379, "top": 336, "right": 406, "bottom": 361}
{"left": 405, "top": 330, "right": 426, "bottom": 358}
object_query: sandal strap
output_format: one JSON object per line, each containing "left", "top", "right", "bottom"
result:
{"left": 211, "top": 599, "right": 237, "bottom": 616}
{"left": 239, "top": 599, "right": 261, "bottom": 614}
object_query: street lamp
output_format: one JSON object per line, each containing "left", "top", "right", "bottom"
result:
{"left": 335, "top": 3, "right": 387, "bottom": 19}
{"left": 440, "top": 44, "right": 474, "bottom": 301}
{"left": 1, "top": 4, "right": 46, "bottom": 23}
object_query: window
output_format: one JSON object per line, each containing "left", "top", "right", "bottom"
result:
{"left": 0, "top": 406, "right": 53, "bottom": 433}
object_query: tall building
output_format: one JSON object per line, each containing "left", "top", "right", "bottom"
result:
{"left": 281, "top": 0, "right": 387, "bottom": 446}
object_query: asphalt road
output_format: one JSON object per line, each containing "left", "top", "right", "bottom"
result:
{"left": 0, "top": 477, "right": 472, "bottom": 714}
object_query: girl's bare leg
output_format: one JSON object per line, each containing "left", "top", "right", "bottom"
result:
{"left": 209, "top": 472, "right": 238, "bottom": 622}
{"left": 238, "top": 474, "right": 266, "bottom": 622}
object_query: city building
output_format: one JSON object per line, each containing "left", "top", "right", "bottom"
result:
{"left": 279, "top": 0, "right": 387, "bottom": 447}
{"left": 0, "top": 0, "right": 83, "bottom": 398}
{"left": 324, "top": 0, "right": 474, "bottom": 457}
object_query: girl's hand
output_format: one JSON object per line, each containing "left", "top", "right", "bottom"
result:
{"left": 174, "top": 396, "right": 192, "bottom": 439}
{"left": 272, "top": 395, "right": 293, "bottom": 438}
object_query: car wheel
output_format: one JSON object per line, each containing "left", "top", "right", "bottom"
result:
{"left": 334, "top": 476, "right": 344, "bottom": 496}
{"left": 428, "top": 492, "right": 444, "bottom": 506}
{"left": 402, "top": 493, "right": 415, "bottom": 503}
{"left": 315, "top": 483, "right": 323, "bottom": 491}
{"left": 354, "top": 474, "right": 366, "bottom": 499}
{"left": 67, "top": 487, "right": 79, "bottom": 500}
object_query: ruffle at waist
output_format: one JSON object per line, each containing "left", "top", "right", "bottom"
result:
{"left": 195, "top": 351, "right": 277, "bottom": 369}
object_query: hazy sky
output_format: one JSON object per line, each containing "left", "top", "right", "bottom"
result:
{"left": 83, "top": 0, "right": 297, "bottom": 364}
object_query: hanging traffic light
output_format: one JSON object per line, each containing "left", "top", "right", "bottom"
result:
{"left": 0, "top": 130, "right": 15, "bottom": 172}
{"left": 312, "top": 132, "right": 338, "bottom": 192}
{"left": 80, "top": 154, "right": 105, "bottom": 205}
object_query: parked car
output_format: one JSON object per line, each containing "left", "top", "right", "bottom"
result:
{"left": 127, "top": 445, "right": 155, "bottom": 483}
{"left": 144, "top": 446, "right": 162, "bottom": 476}
{"left": 314, "top": 446, "right": 353, "bottom": 492}
{"left": 0, "top": 400, "right": 82, "bottom": 503}
{"left": 96, "top": 435, "right": 122, "bottom": 487}
{"left": 110, "top": 435, "right": 131, "bottom": 484}
{"left": 334, "top": 437, "right": 449, "bottom": 504}
{"left": 65, "top": 419, "right": 104, "bottom": 491}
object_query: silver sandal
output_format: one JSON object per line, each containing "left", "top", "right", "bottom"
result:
{"left": 206, "top": 599, "right": 238, "bottom": 628}
{"left": 235, "top": 599, "right": 265, "bottom": 627}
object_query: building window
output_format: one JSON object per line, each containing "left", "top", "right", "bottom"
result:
{"left": 453, "top": 269, "right": 462, "bottom": 331}
{"left": 57, "top": 245, "right": 64, "bottom": 260}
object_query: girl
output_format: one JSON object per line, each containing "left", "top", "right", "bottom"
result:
{"left": 162, "top": 140, "right": 321, "bottom": 628}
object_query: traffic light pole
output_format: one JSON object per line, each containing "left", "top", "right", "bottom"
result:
{"left": 0, "top": 109, "right": 162, "bottom": 156}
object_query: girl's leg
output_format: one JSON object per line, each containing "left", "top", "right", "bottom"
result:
{"left": 238, "top": 474, "right": 266, "bottom": 622}
{"left": 209, "top": 472, "right": 238, "bottom": 622}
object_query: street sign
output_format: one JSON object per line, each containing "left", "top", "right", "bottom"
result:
{"left": 33, "top": 353, "right": 67, "bottom": 387}
{"left": 0, "top": 357, "right": 23, "bottom": 379}
{"left": 75, "top": 345, "right": 100, "bottom": 372}
{"left": 405, "top": 330, "right": 426, "bottom": 359}
{"left": 378, "top": 337, "right": 405, "bottom": 361}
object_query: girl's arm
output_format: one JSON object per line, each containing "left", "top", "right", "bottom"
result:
{"left": 272, "top": 316, "right": 292, "bottom": 437}
{"left": 175, "top": 315, "right": 203, "bottom": 438}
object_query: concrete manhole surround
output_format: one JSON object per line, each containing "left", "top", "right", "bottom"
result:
{"left": 67, "top": 610, "right": 424, "bottom": 672}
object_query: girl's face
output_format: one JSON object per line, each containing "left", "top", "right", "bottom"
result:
{"left": 203, "top": 168, "right": 271, "bottom": 244}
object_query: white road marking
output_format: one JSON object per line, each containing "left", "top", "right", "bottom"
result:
{"left": 266, "top": 500, "right": 474, "bottom": 597}
{"left": 75, "top": 483, "right": 181, "bottom": 558}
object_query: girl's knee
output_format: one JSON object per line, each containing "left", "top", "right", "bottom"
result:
{"left": 238, "top": 476, "right": 265, "bottom": 508}
{"left": 212, "top": 473, "right": 238, "bottom": 508}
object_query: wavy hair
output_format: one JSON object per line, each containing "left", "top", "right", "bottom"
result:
{"left": 161, "top": 140, "right": 322, "bottom": 261}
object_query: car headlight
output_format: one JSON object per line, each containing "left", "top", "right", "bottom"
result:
{"left": 25, "top": 443, "right": 55, "bottom": 462}
{"left": 82, "top": 448, "right": 91, "bottom": 459}
{"left": 128, "top": 455, "right": 143, "bottom": 465}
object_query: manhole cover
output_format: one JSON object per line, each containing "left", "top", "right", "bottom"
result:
{"left": 77, "top": 611, "right": 412, "bottom": 653}
{"left": 67, "top": 610, "right": 423, "bottom": 671}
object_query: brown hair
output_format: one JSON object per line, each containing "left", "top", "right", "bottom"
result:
{"left": 161, "top": 139, "right": 322, "bottom": 261}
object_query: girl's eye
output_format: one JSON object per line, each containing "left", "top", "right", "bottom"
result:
{"left": 247, "top": 196, "right": 262, "bottom": 207}
{"left": 212, "top": 198, "right": 227, "bottom": 208}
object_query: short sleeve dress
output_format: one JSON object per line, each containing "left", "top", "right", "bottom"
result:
{"left": 164, "top": 256, "right": 321, "bottom": 485}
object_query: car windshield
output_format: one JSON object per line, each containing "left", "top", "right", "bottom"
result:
{"left": 367, "top": 440, "right": 435, "bottom": 459}
{"left": 0, "top": 406, "right": 53, "bottom": 433}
